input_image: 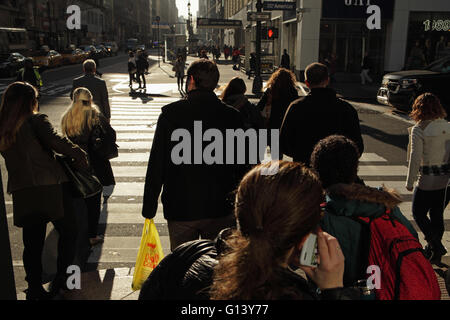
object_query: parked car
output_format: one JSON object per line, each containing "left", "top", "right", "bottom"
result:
{"left": 103, "top": 41, "right": 119, "bottom": 56}
{"left": 61, "top": 48, "right": 86, "bottom": 65}
{"left": 137, "top": 44, "right": 145, "bottom": 51}
{"left": 377, "top": 55, "right": 450, "bottom": 116}
{"left": 31, "top": 49, "right": 63, "bottom": 68}
{"left": 0, "top": 52, "right": 25, "bottom": 77}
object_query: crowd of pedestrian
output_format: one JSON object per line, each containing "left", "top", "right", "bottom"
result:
{"left": 1, "top": 50, "right": 449, "bottom": 301}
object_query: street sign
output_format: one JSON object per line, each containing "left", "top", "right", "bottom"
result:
{"left": 247, "top": 11, "right": 272, "bottom": 21}
{"left": 197, "top": 18, "right": 242, "bottom": 29}
{"left": 263, "top": 1, "right": 296, "bottom": 11}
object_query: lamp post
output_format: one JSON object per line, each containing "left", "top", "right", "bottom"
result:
{"left": 156, "top": 16, "right": 160, "bottom": 67}
{"left": 252, "top": 0, "right": 263, "bottom": 95}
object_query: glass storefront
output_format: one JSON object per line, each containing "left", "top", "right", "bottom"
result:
{"left": 319, "top": 20, "right": 387, "bottom": 75}
{"left": 405, "top": 12, "right": 450, "bottom": 69}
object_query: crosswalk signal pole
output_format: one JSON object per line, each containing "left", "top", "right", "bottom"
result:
{"left": 252, "top": 0, "right": 263, "bottom": 95}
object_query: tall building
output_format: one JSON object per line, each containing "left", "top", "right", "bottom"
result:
{"left": 223, "top": 0, "right": 450, "bottom": 81}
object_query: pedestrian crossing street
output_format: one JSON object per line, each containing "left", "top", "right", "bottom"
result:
{"left": 87, "top": 95, "right": 450, "bottom": 270}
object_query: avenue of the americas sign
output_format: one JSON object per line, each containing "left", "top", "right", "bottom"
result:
{"left": 263, "top": 1, "right": 296, "bottom": 11}
{"left": 197, "top": 18, "right": 243, "bottom": 29}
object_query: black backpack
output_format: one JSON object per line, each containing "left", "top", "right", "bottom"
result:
{"left": 90, "top": 122, "right": 119, "bottom": 160}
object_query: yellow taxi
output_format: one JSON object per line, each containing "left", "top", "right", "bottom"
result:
{"left": 32, "top": 50, "right": 63, "bottom": 68}
{"left": 61, "top": 48, "right": 86, "bottom": 65}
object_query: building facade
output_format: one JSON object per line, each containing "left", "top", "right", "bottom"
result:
{"left": 223, "top": 0, "right": 450, "bottom": 80}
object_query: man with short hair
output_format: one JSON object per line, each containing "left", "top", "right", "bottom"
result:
{"left": 70, "top": 59, "right": 111, "bottom": 122}
{"left": 142, "top": 59, "right": 247, "bottom": 251}
{"left": 280, "top": 62, "right": 364, "bottom": 166}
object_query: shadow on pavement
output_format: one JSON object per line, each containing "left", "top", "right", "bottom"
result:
{"left": 360, "top": 123, "right": 408, "bottom": 151}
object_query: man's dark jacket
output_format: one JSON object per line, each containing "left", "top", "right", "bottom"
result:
{"left": 70, "top": 74, "right": 111, "bottom": 119}
{"left": 280, "top": 87, "right": 364, "bottom": 165}
{"left": 142, "top": 89, "right": 247, "bottom": 221}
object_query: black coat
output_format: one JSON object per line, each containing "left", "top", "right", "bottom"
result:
{"left": 223, "top": 94, "right": 265, "bottom": 130}
{"left": 142, "top": 89, "right": 248, "bottom": 221}
{"left": 1, "top": 114, "right": 88, "bottom": 226}
{"left": 256, "top": 88, "right": 299, "bottom": 130}
{"left": 66, "top": 114, "right": 116, "bottom": 186}
{"left": 71, "top": 74, "right": 111, "bottom": 119}
{"left": 138, "top": 228, "right": 361, "bottom": 300}
{"left": 280, "top": 87, "right": 364, "bottom": 166}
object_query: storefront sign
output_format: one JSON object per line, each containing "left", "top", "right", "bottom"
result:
{"left": 197, "top": 18, "right": 243, "bottom": 29}
{"left": 423, "top": 19, "right": 450, "bottom": 32}
{"left": 263, "top": 1, "right": 296, "bottom": 11}
{"left": 322, "top": 0, "right": 395, "bottom": 20}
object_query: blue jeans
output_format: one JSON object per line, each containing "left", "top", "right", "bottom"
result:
{"left": 412, "top": 187, "right": 450, "bottom": 248}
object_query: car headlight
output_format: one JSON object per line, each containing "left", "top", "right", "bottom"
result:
{"left": 401, "top": 79, "right": 418, "bottom": 89}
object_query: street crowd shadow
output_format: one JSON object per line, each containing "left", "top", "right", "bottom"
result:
{"left": 360, "top": 123, "right": 408, "bottom": 151}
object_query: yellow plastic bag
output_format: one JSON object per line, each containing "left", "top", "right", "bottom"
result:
{"left": 131, "top": 219, "right": 164, "bottom": 291}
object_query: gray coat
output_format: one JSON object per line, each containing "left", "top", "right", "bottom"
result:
{"left": 71, "top": 74, "right": 111, "bottom": 119}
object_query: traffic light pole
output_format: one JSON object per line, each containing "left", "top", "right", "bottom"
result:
{"left": 252, "top": 0, "right": 263, "bottom": 95}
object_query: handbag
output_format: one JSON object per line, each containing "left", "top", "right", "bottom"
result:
{"left": 90, "top": 122, "right": 119, "bottom": 160}
{"left": 132, "top": 219, "right": 165, "bottom": 291}
{"left": 56, "top": 155, "right": 103, "bottom": 199}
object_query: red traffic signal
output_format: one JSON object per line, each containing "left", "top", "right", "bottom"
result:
{"left": 262, "top": 27, "right": 278, "bottom": 40}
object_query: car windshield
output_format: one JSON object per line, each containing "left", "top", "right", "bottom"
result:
{"left": 426, "top": 55, "right": 450, "bottom": 72}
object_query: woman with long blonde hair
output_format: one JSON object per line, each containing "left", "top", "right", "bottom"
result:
{"left": 61, "top": 87, "right": 116, "bottom": 247}
{"left": 0, "top": 82, "right": 88, "bottom": 299}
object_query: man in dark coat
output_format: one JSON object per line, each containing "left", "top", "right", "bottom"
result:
{"left": 280, "top": 49, "right": 290, "bottom": 70}
{"left": 142, "top": 59, "right": 248, "bottom": 252}
{"left": 280, "top": 62, "right": 364, "bottom": 166}
{"left": 135, "top": 50, "right": 149, "bottom": 89}
{"left": 70, "top": 59, "right": 111, "bottom": 122}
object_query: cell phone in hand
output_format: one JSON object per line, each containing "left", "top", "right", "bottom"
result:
{"left": 299, "top": 233, "right": 318, "bottom": 267}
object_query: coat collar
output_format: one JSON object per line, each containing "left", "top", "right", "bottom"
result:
{"left": 187, "top": 89, "right": 220, "bottom": 103}
{"left": 325, "top": 183, "right": 402, "bottom": 217}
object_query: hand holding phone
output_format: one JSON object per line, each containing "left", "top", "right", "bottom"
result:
{"left": 299, "top": 231, "right": 345, "bottom": 290}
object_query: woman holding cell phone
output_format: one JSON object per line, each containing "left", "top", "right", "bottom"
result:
{"left": 210, "top": 161, "right": 359, "bottom": 300}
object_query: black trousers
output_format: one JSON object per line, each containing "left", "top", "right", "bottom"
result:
{"left": 177, "top": 76, "right": 184, "bottom": 90}
{"left": 137, "top": 72, "right": 146, "bottom": 87}
{"left": 21, "top": 184, "right": 77, "bottom": 289}
{"left": 84, "top": 192, "right": 102, "bottom": 238}
{"left": 412, "top": 187, "right": 450, "bottom": 247}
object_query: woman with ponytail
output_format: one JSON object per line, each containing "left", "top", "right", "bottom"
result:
{"left": 139, "top": 161, "right": 359, "bottom": 300}
{"left": 61, "top": 87, "right": 116, "bottom": 247}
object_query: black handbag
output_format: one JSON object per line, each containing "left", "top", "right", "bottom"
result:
{"left": 56, "top": 155, "right": 103, "bottom": 199}
{"left": 90, "top": 122, "right": 119, "bottom": 160}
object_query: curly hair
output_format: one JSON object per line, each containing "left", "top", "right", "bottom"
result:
{"left": 409, "top": 93, "right": 447, "bottom": 122}
{"left": 209, "top": 161, "right": 324, "bottom": 300}
{"left": 310, "top": 135, "right": 359, "bottom": 189}
{"left": 264, "top": 68, "right": 298, "bottom": 101}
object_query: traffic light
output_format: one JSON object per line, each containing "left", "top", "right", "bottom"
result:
{"left": 261, "top": 27, "right": 278, "bottom": 40}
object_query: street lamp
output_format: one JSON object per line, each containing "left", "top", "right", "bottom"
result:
{"left": 252, "top": 0, "right": 263, "bottom": 95}
{"left": 156, "top": 16, "right": 160, "bottom": 67}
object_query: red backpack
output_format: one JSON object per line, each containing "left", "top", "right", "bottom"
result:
{"left": 357, "top": 209, "right": 441, "bottom": 300}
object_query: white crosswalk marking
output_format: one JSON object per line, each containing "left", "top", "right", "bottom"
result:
{"left": 87, "top": 95, "right": 449, "bottom": 269}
